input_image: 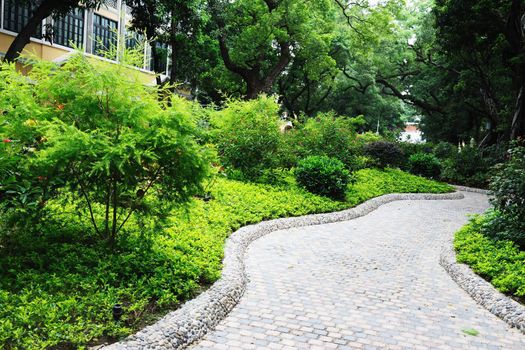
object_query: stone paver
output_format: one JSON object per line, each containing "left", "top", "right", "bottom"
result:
{"left": 189, "top": 192, "right": 525, "bottom": 349}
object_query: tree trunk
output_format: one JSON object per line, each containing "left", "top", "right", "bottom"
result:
{"left": 169, "top": 43, "right": 177, "bottom": 86}
{"left": 478, "top": 87, "right": 500, "bottom": 147}
{"left": 245, "top": 76, "right": 266, "bottom": 100}
{"left": 169, "top": 12, "right": 178, "bottom": 86}
{"left": 4, "top": 0, "right": 59, "bottom": 62}
{"left": 149, "top": 41, "right": 162, "bottom": 85}
{"left": 511, "top": 84, "right": 525, "bottom": 139}
{"left": 506, "top": 0, "right": 525, "bottom": 140}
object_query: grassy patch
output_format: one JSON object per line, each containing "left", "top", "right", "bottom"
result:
{"left": 454, "top": 216, "right": 525, "bottom": 302}
{"left": 0, "top": 169, "right": 450, "bottom": 349}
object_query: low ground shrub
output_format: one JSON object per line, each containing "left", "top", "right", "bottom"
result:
{"left": 455, "top": 216, "right": 525, "bottom": 301}
{"left": 295, "top": 156, "right": 352, "bottom": 199}
{"left": 364, "top": 141, "right": 405, "bottom": 169}
{"left": 408, "top": 153, "right": 442, "bottom": 179}
{"left": 346, "top": 168, "right": 452, "bottom": 206}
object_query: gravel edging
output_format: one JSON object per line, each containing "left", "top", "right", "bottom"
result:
{"left": 102, "top": 191, "right": 463, "bottom": 350}
{"left": 440, "top": 186, "right": 525, "bottom": 334}
{"left": 453, "top": 185, "right": 490, "bottom": 195}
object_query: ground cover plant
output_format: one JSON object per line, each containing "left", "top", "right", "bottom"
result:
{"left": 454, "top": 216, "right": 525, "bottom": 303}
{"left": 0, "top": 168, "right": 451, "bottom": 349}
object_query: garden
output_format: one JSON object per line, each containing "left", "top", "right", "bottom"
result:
{"left": 2, "top": 0, "right": 525, "bottom": 349}
{"left": 0, "top": 55, "right": 455, "bottom": 348}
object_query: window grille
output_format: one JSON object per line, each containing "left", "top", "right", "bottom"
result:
{"left": 3, "top": 0, "right": 42, "bottom": 37}
{"left": 125, "top": 30, "right": 143, "bottom": 50}
{"left": 92, "top": 13, "right": 117, "bottom": 56}
{"left": 53, "top": 8, "right": 84, "bottom": 48}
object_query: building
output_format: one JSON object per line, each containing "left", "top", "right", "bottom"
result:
{"left": 399, "top": 122, "right": 424, "bottom": 143}
{"left": 0, "top": 0, "right": 159, "bottom": 83}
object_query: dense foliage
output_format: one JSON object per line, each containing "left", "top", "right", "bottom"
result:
{"left": 295, "top": 156, "right": 353, "bottom": 199}
{"left": 209, "top": 96, "right": 281, "bottom": 179}
{"left": 282, "top": 114, "right": 365, "bottom": 170}
{"left": 483, "top": 143, "right": 525, "bottom": 248}
{"left": 4, "top": 0, "right": 525, "bottom": 348}
{"left": 364, "top": 141, "right": 404, "bottom": 169}
{"left": 408, "top": 152, "right": 442, "bottom": 179}
{"left": 394, "top": 140, "right": 506, "bottom": 189}
{"left": 454, "top": 142, "right": 525, "bottom": 305}
{"left": 0, "top": 56, "right": 210, "bottom": 243}
{"left": 455, "top": 216, "right": 525, "bottom": 302}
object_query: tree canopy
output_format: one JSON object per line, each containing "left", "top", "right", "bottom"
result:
{"left": 4, "top": 0, "right": 525, "bottom": 141}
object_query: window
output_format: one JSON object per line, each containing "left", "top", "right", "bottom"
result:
{"left": 125, "top": 30, "right": 144, "bottom": 50}
{"left": 53, "top": 8, "right": 84, "bottom": 48}
{"left": 92, "top": 14, "right": 117, "bottom": 56}
{"left": 3, "top": 0, "right": 42, "bottom": 37}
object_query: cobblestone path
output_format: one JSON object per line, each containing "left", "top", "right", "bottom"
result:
{"left": 190, "top": 192, "right": 525, "bottom": 349}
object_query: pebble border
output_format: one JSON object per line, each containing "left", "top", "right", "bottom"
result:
{"left": 440, "top": 186, "right": 525, "bottom": 334}
{"left": 103, "top": 191, "right": 464, "bottom": 350}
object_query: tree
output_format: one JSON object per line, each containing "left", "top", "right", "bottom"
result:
{"left": 3, "top": 0, "right": 105, "bottom": 62}
{"left": 369, "top": 0, "right": 525, "bottom": 144}
{"left": 126, "top": 0, "right": 167, "bottom": 85}
{"left": 0, "top": 54, "right": 211, "bottom": 243}
{"left": 126, "top": 0, "right": 214, "bottom": 90}
{"left": 319, "top": 0, "right": 408, "bottom": 132}
{"left": 207, "top": 0, "right": 338, "bottom": 99}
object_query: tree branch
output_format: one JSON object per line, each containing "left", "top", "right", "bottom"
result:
{"left": 376, "top": 77, "right": 445, "bottom": 114}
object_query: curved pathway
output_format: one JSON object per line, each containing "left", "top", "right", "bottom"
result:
{"left": 190, "top": 192, "right": 525, "bottom": 349}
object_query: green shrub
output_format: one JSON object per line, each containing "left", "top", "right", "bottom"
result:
{"left": 433, "top": 141, "right": 457, "bottom": 160}
{"left": 0, "top": 55, "right": 210, "bottom": 243}
{"left": 363, "top": 141, "right": 404, "bottom": 169}
{"left": 282, "top": 113, "right": 364, "bottom": 171}
{"left": 398, "top": 142, "right": 434, "bottom": 159}
{"left": 356, "top": 131, "right": 382, "bottom": 144}
{"left": 408, "top": 153, "right": 442, "bottom": 179}
{"left": 295, "top": 156, "right": 352, "bottom": 199}
{"left": 441, "top": 145, "right": 489, "bottom": 187}
{"left": 210, "top": 95, "right": 281, "bottom": 179}
{"left": 455, "top": 216, "right": 525, "bottom": 300}
{"left": 483, "top": 143, "right": 525, "bottom": 248}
